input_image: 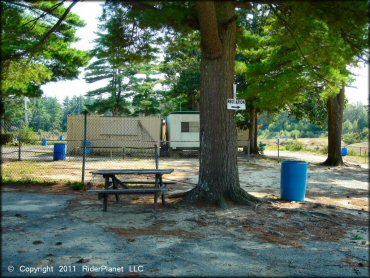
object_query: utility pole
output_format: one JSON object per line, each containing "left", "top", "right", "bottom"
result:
{"left": 24, "top": 97, "right": 29, "bottom": 127}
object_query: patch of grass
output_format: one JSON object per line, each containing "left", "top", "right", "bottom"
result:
{"left": 285, "top": 140, "right": 304, "bottom": 151}
{"left": 2, "top": 177, "right": 54, "bottom": 186}
{"left": 351, "top": 234, "right": 364, "bottom": 240}
{"left": 319, "top": 145, "right": 328, "bottom": 154}
{"left": 66, "top": 181, "right": 84, "bottom": 190}
{"left": 268, "top": 145, "right": 287, "bottom": 151}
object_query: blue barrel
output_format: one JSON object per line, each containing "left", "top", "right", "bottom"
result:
{"left": 82, "top": 140, "right": 92, "bottom": 155}
{"left": 59, "top": 135, "right": 65, "bottom": 140}
{"left": 42, "top": 138, "right": 48, "bottom": 146}
{"left": 281, "top": 160, "right": 308, "bottom": 201}
{"left": 53, "top": 143, "right": 67, "bottom": 160}
{"left": 342, "top": 147, "right": 348, "bottom": 156}
{"left": 261, "top": 144, "right": 267, "bottom": 150}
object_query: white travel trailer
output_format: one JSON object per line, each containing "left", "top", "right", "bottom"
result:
{"left": 165, "top": 112, "right": 249, "bottom": 150}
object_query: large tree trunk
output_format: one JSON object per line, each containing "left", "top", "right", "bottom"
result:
{"left": 249, "top": 106, "right": 259, "bottom": 154}
{"left": 184, "top": 1, "right": 258, "bottom": 207}
{"left": 323, "top": 86, "right": 345, "bottom": 166}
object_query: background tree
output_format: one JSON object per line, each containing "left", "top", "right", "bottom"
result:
{"left": 267, "top": 1, "right": 368, "bottom": 165}
{"left": 233, "top": 1, "right": 367, "bottom": 163}
{"left": 61, "top": 96, "right": 94, "bottom": 131}
{"left": 131, "top": 72, "right": 162, "bottom": 116}
{"left": 84, "top": 3, "right": 160, "bottom": 116}
{"left": 160, "top": 32, "right": 201, "bottom": 114}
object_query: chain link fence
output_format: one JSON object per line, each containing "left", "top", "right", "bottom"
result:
{"left": 260, "top": 137, "right": 368, "bottom": 163}
{"left": 4, "top": 113, "right": 367, "bottom": 186}
{"left": 1, "top": 113, "right": 251, "bottom": 186}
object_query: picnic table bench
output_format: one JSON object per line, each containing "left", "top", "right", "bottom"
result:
{"left": 88, "top": 169, "right": 174, "bottom": 212}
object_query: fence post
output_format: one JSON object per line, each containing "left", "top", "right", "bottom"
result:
{"left": 155, "top": 144, "right": 159, "bottom": 169}
{"left": 365, "top": 150, "right": 367, "bottom": 163}
{"left": 81, "top": 111, "right": 88, "bottom": 184}
{"left": 277, "top": 137, "right": 280, "bottom": 163}
{"left": 18, "top": 122, "right": 22, "bottom": 161}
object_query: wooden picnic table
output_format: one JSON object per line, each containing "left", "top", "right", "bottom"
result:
{"left": 89, "top": 169, "right": 175, "bottom": 212}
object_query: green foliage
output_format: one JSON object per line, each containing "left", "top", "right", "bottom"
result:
{"left": 3, "top": 95, "right": 98, "bottom": 134}
{"left": 2, "top": 97, "right": 25, "bottom": 128}
{"left": 350, "top": 234, "right": 364, "bottom": 241}
{"left": 1, "top": 1, "right": 90, "bottom": 97}
{"left": 20, "top": 127, "right": 38, "bottom": 144}
{"left": 2, "top": 178, "right": 54, "bottom": 186}
{"left": 259, "top": 111, "right": 325, "bottom": 139}
{"left": 28, "top": 97, "right": 62, "bottom": 132}
{"left": 62, "top": 96, "right": 95, "bottom": 130}
{"left": 160, "top": 32, "right": 201, "bottom": 114}
{"left": 2, "top": 60, "right": 52, "bottom": 97}
{"left": 235, "top": 2, "right": 367, "bottom": 147}
{"left": 343, "top": 133, "right": 361, "bottom": 145}
{"left": 341, "top": 103, "right": 368, "bottom": 144}
{"left": 285, "top": 140, "right": 304, "bottom": 151}
{"left": 66, "top": 181, "right": 84, "bottom": 190}
{"left": 259, "top": 101, "right": 368, "bottom": 143}
{"left": 290, "top": 130, "right": 301, "bottom": 139}
{"left": 131, "top": 74, "right": 162, "bottom": 116}
{"left": 84, "top": 4, "right": 163, "bottom": 116}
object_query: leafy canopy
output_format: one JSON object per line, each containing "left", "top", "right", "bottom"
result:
{"left": 1, "top": 0, "right": 90, "bottom": 97}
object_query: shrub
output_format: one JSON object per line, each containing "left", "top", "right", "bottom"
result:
{"left": 20, "top": 127, "right": 38, "bottom": 144}
{"left": 290, "top": 130, "right": 301, "bottom": 139}
{"left": 343, "top": 133, "right": 360, "bottom": 145}
{"left": 67, "top": 181, "right": 84, "bottom": 190}
{"left": 1, "top": 133, "right": 13, "bottom": 145}
{"left": 285, "top": 140, "right": 304, "bottom": 151}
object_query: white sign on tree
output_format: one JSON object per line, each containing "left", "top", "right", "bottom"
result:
{"left": 227, "top": 84, "right": 246, "bottom": 110}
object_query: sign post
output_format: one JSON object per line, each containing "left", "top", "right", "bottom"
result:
{"left": 227, "top": 83, "right": 246, "bottom": 111}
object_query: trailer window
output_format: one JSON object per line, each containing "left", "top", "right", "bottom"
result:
{"left": 181, "top": 121, "right": 199, "bottom": 132}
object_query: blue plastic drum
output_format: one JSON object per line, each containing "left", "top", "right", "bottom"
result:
{"left": 82, "top": 140, "right": 92, "bottom": 155}
{"left": 59, "top": 135, "right": 65, "bottom": 140}
{"left": 42, "top": 138, "right": 48, "bottom": 146}
{"left": 261, "top": 144, "right": 267, "bottom": 150}
{"left": 342, "top": 147, "right": 348, "bottom": 156}
{"left": 53, "top": 143, "right": 67, "bottom": 160}
{"left": 280, "top": 160, "right": 308, "bottom": 201}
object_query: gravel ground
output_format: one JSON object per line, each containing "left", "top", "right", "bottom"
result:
{"left": 2, "top": 151, "right": 369, "bottom": 277}
{"left": 2, "top": 190, "right": 368, "bottom": 277}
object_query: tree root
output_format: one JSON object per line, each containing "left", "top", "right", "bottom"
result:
{"left": 177, "top": 184, "right": 261, "bottom": 208}
{"left": 229, "top": 187, "right": 261, "bottom": 206}
{"left": 321, "top": 158, "right": 344, "bottom": 166}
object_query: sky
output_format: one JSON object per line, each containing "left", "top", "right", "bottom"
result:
{"left": 42, "top": 2, "right": 369, "bottom": 105}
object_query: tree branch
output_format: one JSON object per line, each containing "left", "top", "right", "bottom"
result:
{"left": 21, "top": 1, "right": 66, "bottom": 28}
{"left": 268, "top": 4, "right": 335, "bottom": 85}
{"left": 340, "top": 29, "right": 369, "bottom": 64}
{"left": 2, "top": 0, "right": 79, "bottom": 62}
{"left": 196, "top": 1, "right": 222, "bottom": 59}
{"left": 123, "top": 0, "right": 157, "bottom": 11}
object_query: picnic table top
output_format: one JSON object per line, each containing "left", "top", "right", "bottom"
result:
{"left": 91, "top": 169, "right": 174, "bottom": 175}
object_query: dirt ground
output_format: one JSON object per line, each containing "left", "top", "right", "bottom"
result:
{"left": 2, "top": 153, "right": 369, "bottom": 277}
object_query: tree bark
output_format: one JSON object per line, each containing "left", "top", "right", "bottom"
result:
{"left": 323, "top": 86, "right": 345, "bottom": 166}
{"left": 249, "top": 106, "right": 259, "bottom": 154}
{"left": 184, "top": 1, "right": 259, "bottom": 207}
